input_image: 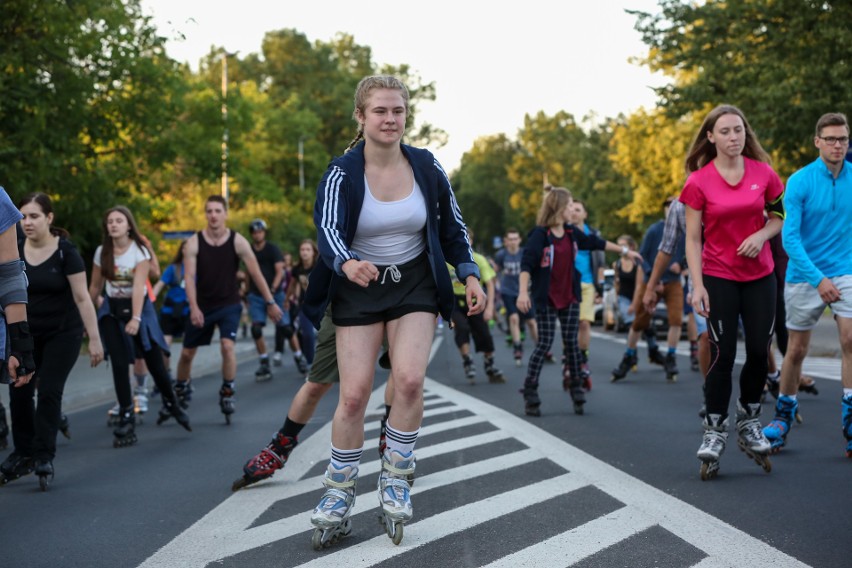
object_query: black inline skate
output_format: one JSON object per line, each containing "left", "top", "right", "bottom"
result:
{"left": 664, "top": 352, "right": 678, "bottom": 382}
{"left": 611, "top": 352, "right": 638, "bottom": 382}
{"left": 0, "top": 452, "right": 34, "bottom": 485}
{"left": 648, "top": 347, "right": 666, "bottom": 367}
{"left": 113, "top": 406, "right": 137, "bottom": 448}
{"left": 156, "top": 395, "right": 192, "bottom": 432}
{"left": 462, "top": 355, "right": 476, "bottom": 383}
{"left": 34, "top": 458, "right": 53, "bottom": 491}
{"left": 0, "top": 401, "right": 8, "bottom": 450}
{"left": 255, "top": 359, "right": 272, "bottom": 382}
{"left": 219, "top": 381, "right": 236, "bottom": 425}
{"left": 232, "top": 432, "right": 299, "bottom": 491}
{"left": 522, "top": 386, "right": 541, "bottom": 417}
{"left": 59, "top": 414, "right": 71, "bottom": 440}
{"left": 174, "top": 380, "right": 193, "bottom": 410}
{"left": 484, "top": 355, "right": 505, "bottom": 384}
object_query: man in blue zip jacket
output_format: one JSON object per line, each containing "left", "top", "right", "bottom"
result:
{"left": 763, "top": 112, "right": 852, "bottom": 457}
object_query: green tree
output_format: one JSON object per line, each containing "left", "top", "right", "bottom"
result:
{"left": 631, "top": 0, "right": 852, "bottom": 175}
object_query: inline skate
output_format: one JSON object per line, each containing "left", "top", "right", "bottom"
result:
{"left": 648, "top": 347, "right": 666, "bottom": 367}
{"left": 522, "top": 386, "right": 541, "bottom": 417}
{"left": 484, "top": 355, "right": 505, "bottom": 384}
{"left": 697, "top": 414, "right": 728, "bottom": 481}
{"left": 219, "top": 382, "right": 236, "bottom": 425}
{"left": 113, "top": 406, "right": 137, "bottom": 448}
{"left": 664, "top": 352, "right": 678, "bottom": 382}
{"left": 462, "top": 355, "right": 476, "bottom": 383}
{"left": 736, "top": 401, "right": 772, "bottom": 473}
{"left": 59, "top": 413, "right": 71, "bottom": 440}
{"left": 174, "top": 380, "right": 193, "bottom": 410}
{"left": 0, "top": 401, "right": 8, "bottom": 450}
{"left": 134, "top": 385, "right": 149, "bottom": 418}
{"left": 377, "top": 449, "right": 415, "bottom": 546}
{"left": 155, "top": 396, "right": 192, "bottom": 432}
{"left": 512, "top": 343, "right": 523, "bottom": 367}
{"left": 294, "top": 354, "right": 309, "bottom": 375}
{"left": 569, "top": 381, "right": 586, "bottom": 415}
{"left": 842, "top": 394, "right": 852, "bottom": 458}
{"left": 310, "top": 463, "right": 357, "bottom": 550}
{"left": 762, "top": 394, "right": 798, "bottom": 453}
{"left": 611, "top": 352, "right": 638, "bottom": 382}
{"left": 34, "top": 458, "right": 53, "bottom": 491}
{"left": 254, "top": 359, "right": 272, "bottom": 382}
{"left": 232, "top": 432, "right": 298, "bottom": 491}
{"left": 0, "top": 452, "right": 33, "bottom": 485}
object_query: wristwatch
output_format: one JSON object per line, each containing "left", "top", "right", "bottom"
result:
{"left": 266, "top": 299, "right": 276, "bottom": 306}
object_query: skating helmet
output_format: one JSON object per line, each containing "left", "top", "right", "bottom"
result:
{"left": 249, "top": 219, "right": 267, "bottom": 233}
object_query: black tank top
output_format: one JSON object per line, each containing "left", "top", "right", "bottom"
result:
{"left": 616, "top": 259, "right": 637, "bottom": 300}
{"left": 196, "top": 230, "right": 241, "bottom": 311}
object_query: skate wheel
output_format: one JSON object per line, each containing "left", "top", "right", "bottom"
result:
{"left": 311, "top": 528, "right": 324, "bottom": 550}
{"left": 231, "top": 476, "right": 250, "bottom": 492}
{"left": 760, "top": 456, "right": 772, "bottom": 473}
{"left": 699, "top": 461, "right": 718, "bottom": 481}
{"left": 225, "top": 414, "right": 232, "bottom": 425}
{"left": 391, "top": 521, "right": 404, "bottom": 545}
{"left": 574, "top": 403, "right": 584, "bottom": 416}
{"left": 668, "top": 374, "right": 678, "bottom": 382}
{"left": 795, "top": 412, "right": 803, "bottom": 425}
{"left": 38, "top": 475, "right": 49, "bottom": 491}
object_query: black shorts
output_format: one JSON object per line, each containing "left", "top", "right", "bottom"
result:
{"left": 332, "top": 253, "right": 438, "bottom": 326}
{"left": 159, "top": 311, "right": 188, "bottom": 337}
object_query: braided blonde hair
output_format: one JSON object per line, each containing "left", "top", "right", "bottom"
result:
{"left": 345, "top": 75, "right": 410, "bottom": 152}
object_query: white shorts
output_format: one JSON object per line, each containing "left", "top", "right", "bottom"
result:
{"left": 785, "top": 275, "right": 852, "bottom": 330}
{"left": 694, "top": 312, "right": 707, "bottom": 336}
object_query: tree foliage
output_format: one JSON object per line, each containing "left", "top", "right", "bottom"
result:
{"left": 631, "top": 0, "right": 852, "bottom": 175}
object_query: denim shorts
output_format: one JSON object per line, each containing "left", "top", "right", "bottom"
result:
{"left": 247, "top": 291, "right": 290, "bottom": 327}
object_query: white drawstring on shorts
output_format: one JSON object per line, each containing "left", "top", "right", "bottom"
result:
{"left": 380, "top": 265, "right": 402, "bottom": 285}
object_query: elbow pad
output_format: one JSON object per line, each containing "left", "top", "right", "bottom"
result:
{"left": 766, "top": 193, "right": 785, "bottom": 220}
{"left": 0, "top": 260, "right": 28, "bottom": 309}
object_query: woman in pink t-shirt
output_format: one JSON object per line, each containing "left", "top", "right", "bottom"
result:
{"left": 680, "top": 104, "right": 784, "bottom": 480}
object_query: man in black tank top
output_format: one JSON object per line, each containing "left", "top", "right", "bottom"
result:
{"left": 174, "top": 196, "right": 283, "bottom": 423}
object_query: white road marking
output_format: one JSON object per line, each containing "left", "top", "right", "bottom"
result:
{"left": 137, "top": 336, "right": 812, "bottom": 568}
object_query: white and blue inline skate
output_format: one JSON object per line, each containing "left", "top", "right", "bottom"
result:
{"left": 310, "top": 463, "right": 357, "bottom": 550}
{"left": 377, "top": 449, "right": 415, "bottom": 546}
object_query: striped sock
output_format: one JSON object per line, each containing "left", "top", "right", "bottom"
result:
{"left": 330, "top": 444, "right": 363, "bottom": 470}
{"left": 385, "top": 422, "right": 419, "bottom": 455}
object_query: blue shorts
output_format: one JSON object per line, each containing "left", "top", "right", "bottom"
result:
{"left": 501, "top": 292, "right": 535, "bottom": 319}
{"left": 248, "top": 291, "right": 289, "bottom": 327}
{"left": 182, "top": 303, "right": 243, "bottom": 348}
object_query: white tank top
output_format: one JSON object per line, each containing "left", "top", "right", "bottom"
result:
{"left": 351, "top": 177, "right": 427, "bottom": 265}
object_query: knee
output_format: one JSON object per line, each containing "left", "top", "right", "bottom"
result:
{"left": 338, "top": 392, "right": 370, "bottom": 417}
{"left": 786, "top": 339, "right": 809, "bottom": 363}
{"left": 304, "top": 382, "right": 332, "bottom": 404}
{"left": 179, "top": 349, "right": 196, "bottom": 366}
{"left": 220, "top": 340, "right": 235, "bottom": 357}
{"left": 390, "top": 371, "right": 423, "bottom": 401}
{"left": 251, "top": 323, "right": 264, "bottom": 340}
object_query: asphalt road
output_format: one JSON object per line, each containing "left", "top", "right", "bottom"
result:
{"left": 2, "top": 324, "right": 849, "bottom": 568}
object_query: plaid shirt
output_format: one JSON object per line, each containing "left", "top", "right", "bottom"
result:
{"left": 659, "top": 199, "right": 686, "bottom": 255}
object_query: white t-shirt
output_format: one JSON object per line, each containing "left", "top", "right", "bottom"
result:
{"left": 351, "top": 177, "right": 427, "bottom": 265}
{"left": 94, "top": 242, "right": 151, "bottom": 298}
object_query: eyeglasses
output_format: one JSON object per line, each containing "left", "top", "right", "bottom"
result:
{"left": 819, "top": 136, "right": 850, "bottom": 146}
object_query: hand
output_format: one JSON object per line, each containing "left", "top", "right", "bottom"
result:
{"left": 736, "top": 233, "right": 766, "bottom": 258}
{"left": 670, "top": 262, "right": 682, "bottom": 275}
{"left": 465, "top": 277, "right": 486, "bottom": 316}
{"left": 190, "top": 306, "right": 205, "bottom": 328}
{"left": 692, "top": 285, "right": 710, "bottom": 317}
{"left": 342, "top": 259, "right": 378, "bottom": 288}
{"left": 7, "top": 356, "right": 33, "bottom": 387}
{"left": 88, "top": 337, "right": 105, "bottom": 367}
{"left": 124, "top": 318, "right": 140, "bottom": 336}
{"left": 267, "top": 302, "right": 284, "bottom": 323}
{"left": 628, "top": 302, "right": 636, "bottom": 316}
{"left": 817, "top": 278, "right": 841, "bottom": 304}
{"left": 642, "top": 288, "right": 657, "bottom": 314}
{"left": 516, "top": 293, "right": 531, "bottom": 315}
{"left": 627, "top": 250, "right": 644, "bottom": 264}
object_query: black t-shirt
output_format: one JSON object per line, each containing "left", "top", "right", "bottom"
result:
{"left": 248, "top": 241, "right": 283, "bottom": 295}
{"left": 290, "top": 263, "right": 314, "bottom": 304}
{"left": 21, "top": 238, "right": 86, "bottom": 336}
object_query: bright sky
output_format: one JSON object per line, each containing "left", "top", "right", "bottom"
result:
{"left": 141, "top": 0, "right": 667, "bottom": 172}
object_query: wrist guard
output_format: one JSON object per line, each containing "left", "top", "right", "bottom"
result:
{"left": 9, "top": 321, "right": 35, "bottom": 377}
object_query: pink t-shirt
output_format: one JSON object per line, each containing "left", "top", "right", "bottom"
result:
{"left": 679, "top": 157, "right": 783, "bottom": 282}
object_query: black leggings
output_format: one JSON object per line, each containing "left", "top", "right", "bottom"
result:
{"left": 100, "top": 317, "right": 174, "bottom": 409}
{"left": 8, "top": 329, "right": 82, "bottom": 460}
{"left": 703, "top": 274, "right": 776, "bottom": 415}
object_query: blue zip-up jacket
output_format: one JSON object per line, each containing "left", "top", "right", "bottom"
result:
{"left": 303, "top": 142, "right": 480, "bottom": 328}
{"left": 783, "top": 158, "right": 852, "bottom": 287}
{"left": 639, "top": 219, "right": 685, "bottom": 284}
{"left": 521, "top": 224, "right": 607, "bottom": 311}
